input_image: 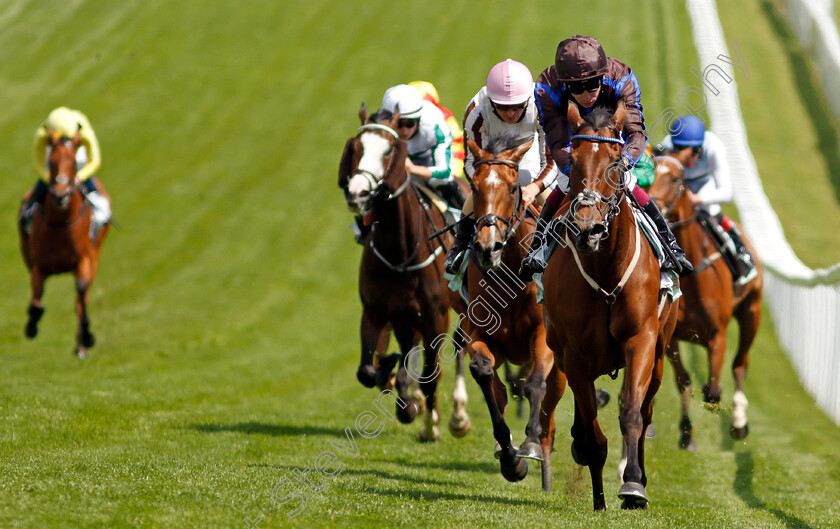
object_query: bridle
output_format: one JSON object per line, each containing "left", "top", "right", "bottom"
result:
{"left": 351, "top": 124, "right": 411, "bottom": 203}
{"left": 471, "top": 158, "right": 528, "bottom": 244}
{"left": 566, "top": 133, "right": 626, "bottom": 235}
{"left": 650, "top": 156, "right": 695, "bottom": 228}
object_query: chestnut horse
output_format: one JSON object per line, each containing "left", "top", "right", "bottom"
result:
{"left": 542, "top": 102, "right": 678, "bottom": 510}
{"left": 463, "top": 138, "right": 566, "bottom": 491}
{"left": 339, "top": 105, "right": 470, "bottom": 442}
{"left": 649, "top": 154, "right": 763, "bottom": 450}
{"left": 19, "top": 132, "right": 111, "bottom": 358}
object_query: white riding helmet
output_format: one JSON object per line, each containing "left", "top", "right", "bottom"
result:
{"left": 486, "top": 59, "right": 534, "bottom": 105}
{"left": 382, "top": 84, "right": 424, "bottom": 119}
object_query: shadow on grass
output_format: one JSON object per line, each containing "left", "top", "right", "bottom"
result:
{"left": 190, "top": 422, "right": 346, "bottom": 437}
{"left": 374, "top": 456, "right": 501, "bottom": 475}
{"left": 356, "top": 483, "right": 544, "bottom": 508}
{"left": 760, "top": 0, "right": 840, "bottom": 202}
{"left": 734, "top": 451, "right": 815, "bottom": 529}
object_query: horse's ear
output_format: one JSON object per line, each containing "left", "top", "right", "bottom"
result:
{"left": 338, "top": 136, "right": 356, "bottom": 189}
{"left": 504, "top": 139, "right": 534, "bottom": 164}
{"left": 466, "top": 138, "right": 485, "bottom": 161}
{"left": 383, "top": 139, "right": 408, "bottom": 186}
{"left": 389, "top": 109, "right": 400, "bottom": 131}
{"left": 674, "top": 146, "right": 694, "bottom": 166}
{"left": 567, "top": 101, "right": 585, "bottom": 131}
{"left": 610, "top": 100, "right": 627, "bottom": 133}
{"left": 359, "top": 103, "right": 368, "bottom": 125}
{"left": 72, "top": 131, "right": 82, "bottom": 149}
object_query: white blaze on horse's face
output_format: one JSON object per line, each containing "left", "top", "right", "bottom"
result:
{"left": 475, "top": 169, "right": 505, "bottom": 269}
{"left": 347, "top": 133, "right": 391, "bottom": 212}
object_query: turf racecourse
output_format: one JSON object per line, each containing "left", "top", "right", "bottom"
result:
{"left": 0, "top": 1, "right": 839, "bottom": 528}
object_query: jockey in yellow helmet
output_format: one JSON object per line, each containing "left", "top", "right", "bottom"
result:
{"left": 21, "top": 107, "right": 111, "bottom": 230}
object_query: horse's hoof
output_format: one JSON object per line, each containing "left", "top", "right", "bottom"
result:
{"left": 494, "top": 436, "right": 516, "bottom": 459}
{"left": 24, "top": 321, "right": 38, "bottom": 339}
{"left": 356, "top": 365, "right": 376, "bottom": 388}
{"left": 679, "top": 434, "right": 697, "bottom": 452}
{"left": 571, "top": 440, "right": 589, "bottom": 466}
{"left": 596, "top": 388, "right": 610, "bottom": 409}
{"left": 500, "top": 457, "right": 528, "bottom": 482}
{"left": 396, "top": 400, "right": 418, "bottom": 424}
{"left": 79, "top": 331, "right": 95, "bottom": 348}
{"left": 618, "top": 481, "right": 649, "bottom": 509}
{"left": 448, "top": 416, "right": 471, "bottom": 438}
{"left": 516, "top": 441, "right": 543, "bottom": 461}
{"left": 375, "top": 353, "right": 401, "bottom": 387}
{"left": 418, "top": 426, "right": 440, "bottom": 443}
{"left": 702, "top": 384, "right": 720, "bottom": 404}
{"left": 645, "top": 423, "right": 657, "bottom": 439}
{"left": 75, "top": 347, "right": 87, "bottom": 359}
{"left": 730, "top": 423, "right": 749, "bottom": 440}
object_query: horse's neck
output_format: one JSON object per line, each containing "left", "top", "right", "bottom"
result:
{"left": 371, "top": 188, "right": 422, "bottom": 260}
{"left": 673, "top": 195, "right": 707, "bottom": 259}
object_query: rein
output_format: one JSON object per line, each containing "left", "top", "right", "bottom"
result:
{"left": 43, "top": 186, "right": 89, "bottom": 227}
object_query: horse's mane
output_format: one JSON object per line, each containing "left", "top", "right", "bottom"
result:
{"left": 371, "top": 108, "right": 393, "bottom": 123}
{"left": 581, "top": 106, "right": 615, "bottom": 132}
{"left": 484, "top": 136, "right": 530, "bottom": 156}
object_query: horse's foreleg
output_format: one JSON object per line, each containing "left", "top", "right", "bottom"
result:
{"left": 568, "top": 379, "right": 608, "bottom": 512}
{"left": 358, "top": 309, "right": 385, "bottom": 388}
{"left": 703, "top": 331, "right": 727, "bottom": 404}
{"left": 25, "top": 268, "right": 46, "bottom": 339}
{"left": 392, "top": 325, "right": 420, "bottom": 424}
{"left": 448, "top": 321, "right": 471, "bottom": 438}
{"left": 518, "top": 329, "right": 552, "bottom": 461}
{"left": 617, "top": 334, "right": 657, "bottom": 509}
{"left": 730, "top": 297, "right": 760, "bottom": 439}
{"left": 666, "top": 335, "right": 696, "bottom": 451}
{"left": 417, "top": 313, "right": 448, "bottom": 443}
{"left": 469, "top": 342, "right": 527, "bottom": 482}
{"left": 536, "top": 364, "right": 566, "bottom": 493}
{"left": 75, "top": 258, "right": 95, "bottom": 358}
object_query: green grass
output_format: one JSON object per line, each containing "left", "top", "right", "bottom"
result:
{"left": 0, "top": 1, "right": 839, "bottom": 528}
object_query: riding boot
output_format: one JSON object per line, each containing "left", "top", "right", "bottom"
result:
{"left": 20, "top": 179, "right": 48, "bottom": 228}
{"left": 82, "top": 178, "right": 112, "bottom": 227}
{"left": 444, "top": 216, "right": 475, "bottom": 274}
{"left": 643, "top": 200, "right": 694, "bottom": 276}
{"left": 518, "top": 201, "right": 559, "bottom": 281}
{"left": 719, "top": 216, "right": 756, "bottom": 284}
{"left": 435, "top": 179, "right": 466, "bottom": 210}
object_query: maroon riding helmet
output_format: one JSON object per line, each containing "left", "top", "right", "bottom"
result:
{"left": 555, "top": 35, "right": 608, "bottom": 82}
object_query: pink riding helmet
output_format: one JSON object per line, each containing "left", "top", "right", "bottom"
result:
{"left": 486, "top": 59, "right": 534, "bottom": 105}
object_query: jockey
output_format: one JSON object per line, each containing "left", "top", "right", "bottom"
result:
{"left": 21, "top": 107, "right": 111, "bottom": 230}
{"left": 381, "top": 84, "right": 465, "bottom": 210}
{"left": 660, "top": 115, "right": 756, "bottom": 285}
{"left": 409, "top": 81, "right": 466, "bottom": 179}
{"left": 444, "top": 58, "right": 560, "bottom": 274}
{"left": 519, "top": 35, "right": 693, "bottom": 280}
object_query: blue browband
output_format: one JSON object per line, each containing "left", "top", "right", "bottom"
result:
{"left": 571, "top": 134, "right": 625, "bottom": 145}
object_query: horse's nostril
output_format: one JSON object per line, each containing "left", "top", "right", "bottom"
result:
{"left": 492, "top": 242, "right": 504, "bottom": 253}
{"left": 358, "top": 190, "right": 371, "bottom": 198}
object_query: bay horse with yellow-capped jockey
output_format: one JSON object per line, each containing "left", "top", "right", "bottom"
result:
{"left": 19, "top": 131, "right": 111, "bottom": 358}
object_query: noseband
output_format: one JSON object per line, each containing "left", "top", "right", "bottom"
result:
{"left": 472, "top": 158, "right": 526, "bottom": 243}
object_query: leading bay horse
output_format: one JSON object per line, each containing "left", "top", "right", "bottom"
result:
{"left": 542, "top": 101, "right": 678, "bottom": 510}
{"left": 19, "top": 132, "right": 111, "bottom": 358}
{"left": 649, "top": 154, "right": 763, "bottom": 450}
{"left": 464, "top": 138, "right": 566, "bottom": 491}
{"left": 339, "top": 104, "right": 470, "bottom": 442}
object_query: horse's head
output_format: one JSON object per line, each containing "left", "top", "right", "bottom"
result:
{"left": 338, "top": 103, "right": 408, "bottom": 215}
{"left": 47, "top": 130, "right": 81, "bottom": 210}
{"left": 468, "top": 137, "right": 532, "bottom": 269}
{"left": 566, "top": 101, "right": 627, "bottom": 254}
{"left": 648, "top": 150, "right": 693, "bottom": 219}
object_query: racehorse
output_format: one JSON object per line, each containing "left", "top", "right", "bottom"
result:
{"left": 339, "top": 104, "right": 471, "bottom": 442}
{"left": 542, "top": 101, "right": 678, "bottom": 510}
{"left": 19, "top": 132, "right": 111, "bottom": 358}
{"left": 463, "top": 138, "right": 566, "bottom": 492}
{"left": 648, "top": 154, "right": 763, "bottom": 450}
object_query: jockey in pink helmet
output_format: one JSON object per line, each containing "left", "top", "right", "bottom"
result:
{"left": 444, "top": 59, "right": 560, "bottom": 274}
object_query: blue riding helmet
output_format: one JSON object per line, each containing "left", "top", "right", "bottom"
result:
{"left": 669, "top": 115, "right": 706, "bottom": 147}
